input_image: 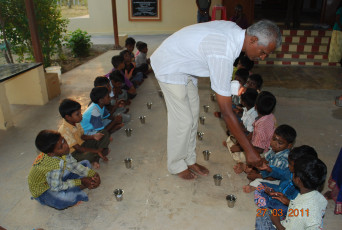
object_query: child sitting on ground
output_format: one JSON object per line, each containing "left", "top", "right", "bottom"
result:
{"left": 109, "top": 55, "right": 137, "bottom": 99}
{"left": 231, "top": 91, "right": 277, "bottom": 174}
{"left": 246, "top": 74, "right": 263, "bottom": 93}
{"left": 28, "top": 130, "right": 101, "bottom": 210}
{"left": 81, "top": 87, "right": 124, "bottom": 135}
{"left": 110, "top": 70, "right": 131, "bottom": 105}
{"left": 254, "top": 146, "right": 320, "bottom": 229}
{"left": 233, "top": 55, "right": 254, "bottom": 77}
{"left": 120, "top": 50, "right": 144, "bottom": 87}
{"left": 93, "top": 76, "right": 130, "bottom": 124}
{"left": 125, "top": 37, "right": 136, "bottom": 61}
{"left": 243, "top": 124, "right": 297, "bottom": 193}
{"left": 135, "top": 41, "right": 151, "bottom": 76}
{"left": 58, "top": 99, "right": 110, "bottom": 169}
{"left": 240, "top": 88, "right": 258, "bottom": 133}
{"left": 267, "top": 154, "right": 327, "bottom": 229}
{"left": 214, "top": 68, "right": 249, "bottom": 119}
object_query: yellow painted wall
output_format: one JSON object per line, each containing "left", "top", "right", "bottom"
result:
{"left": 5, "top": 66, "right": 48, "bottom": 106}
{"left": 68, "top": 0, "right": 222, "bottom": 35}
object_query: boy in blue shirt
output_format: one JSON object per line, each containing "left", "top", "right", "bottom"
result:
{"left": 81, "top": 87, "right": 123, "bottom": 135}
{"left": 254, "top": 145, "right": 319, "bottom": 229}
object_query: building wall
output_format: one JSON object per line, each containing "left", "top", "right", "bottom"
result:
{"left": 68, "top": 0, "right": 222, "bottom": 35}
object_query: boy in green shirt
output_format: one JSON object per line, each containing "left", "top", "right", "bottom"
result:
{"left": 28, "top": 130, "right": 100, "bottom": 210}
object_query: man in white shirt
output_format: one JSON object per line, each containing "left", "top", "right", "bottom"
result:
{"left": 151, "top": 20, "right": 281, "bottom": 180}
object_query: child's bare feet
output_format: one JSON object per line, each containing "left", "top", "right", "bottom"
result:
{"left": 222, "top": 141, "right": 227, "bottom": 147}
{"left": 243, "top": 185, "right": 256, "bottom": 193}
{"left": 230, "top": 144, "right": 242, "bottom": 153}
{"left": 214, "top": 111, "right": 221, "bottom": 118}
{"left": 233, "top": 163, "right": 246, "bottom": 174}
{"left": 92, "top": 162, "right": 100, "bottom": 169}
{"left": 102, "top": 148, "right": 110, "bottom": 156}
{"left": 178, "top": 169, "right": 197, "bottom": 180}
{"left": 188, "top": 163, "right": 209, "bottom": 176}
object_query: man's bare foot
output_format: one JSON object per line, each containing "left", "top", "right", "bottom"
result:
{"left": 243, "top": 185, "right": 256, "bottom": 193}
{"left": 222, "top": 141, "right": 227, "bottom": 147}
{"left": 233, "top": 163, "right": 246, "bottom": 174}
{"left": 188, "top": 163, "right": 209, "bottom": 176}
{"left": 92, "top": 162, "right": 100, "bottom": 169}
{"left": 178, "top": 169, "right": 197, "bottom": 180}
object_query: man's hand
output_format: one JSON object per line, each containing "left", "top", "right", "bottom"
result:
{"left": 92, "top": 133, "right": 104, "bottom": 141}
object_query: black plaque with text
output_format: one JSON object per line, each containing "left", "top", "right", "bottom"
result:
{"left": 131, "top": 0, "right": 158, "bottom": 17}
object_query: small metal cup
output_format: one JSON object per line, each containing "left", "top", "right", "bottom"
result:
{"left": 202, "top": 150, "right": 210, "bottom": 161}
{"left": 210, "top": 93, "right": 216, "bottom": 101}
{"left": 158, "top": 90, "right": 164, "bottom": 98}
{"left": 146, "top": 102, "right": 152, "bottom": 109}
{"left": 199, "top": 116, "right": 206, "bottom": 125}
{"left": 114, "top": 189, "right": 124, "bottom": 201}
{"left": 124, "top": 158, "right": 132, "bottom": 169}
{"left": 125, "top": 128, "right": 132, "bottom": 137}
{"left": 226, "top": 194, "right": 237, "bottom": 208}
{"left": 213, "top": 174, "right": 223, "bottom": 186}
{"left": 139, "top": 116, "right": 146, "bottom": 124}
{"left": 203, "top": 105, "right": 209, "bottom": 113}
{"left": 197, "top": 131, "right": 204, "bottom": 140}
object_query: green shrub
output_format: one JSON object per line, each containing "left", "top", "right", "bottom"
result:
{"left": 65, "top": 29, "right": 92, "bottom": 57}
{"left": 0, "top": 0, "right": 68, "bottom": 66}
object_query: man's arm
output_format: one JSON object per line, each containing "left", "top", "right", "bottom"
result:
{"left": 216, "top": 94, "right": 262, "bottom": 167}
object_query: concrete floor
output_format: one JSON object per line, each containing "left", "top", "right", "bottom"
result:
{"left": 0, "top": 35, "right": 342, "bottom": 230}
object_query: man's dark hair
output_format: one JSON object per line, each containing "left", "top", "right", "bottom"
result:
{"left": 240, "top": 88, "right": 258, "bottom": 108}
{"left": 94, "top": 76, "right": 110, "bottom": 87}
{"left": 35, "top": 130, "right": 61, "bottom": 153}
{"left": 255, "top": 91, "right": 276, "bottom": 115}
{"left": 294, "top": 155, "right": 327, "bottom": 190}
{"left": 136, "top": 41, "right": 147, "bottom": 51}
{"left": 90, "top": 87, "right": 109, "bottom": 104}
{"left": 274, "top": 124, "right": 297, "bottom": 144}
{"left": 125, "top": 37, "right": 136, "bottom": 46}
{"left": 109, "top": 70, "right": 125, "bottom": 83}
{"left": 235, "top": 68, "right": 249, "bottom": 85}
{"left": 248, "top": 74, "right": 263, "bottom": 90}
{"left": 111, "top": 55, "right": 124, "bottom": 68}
{"left": 59, "top": 98, "right": 81, "bottom": 118}
{"left": 288, "top": 145, "right": 318, "bottom": 162}
{"left": 239, "top": 55, "right": 254, "bottom": 71}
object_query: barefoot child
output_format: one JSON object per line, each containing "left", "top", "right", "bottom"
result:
{"left": 135, "top": 41, "right": 151, "bottom": 76}
{"left": 28, "top": 130, "right": 101, "bottom": 210}
{"left": 254, "top": 146, "right": 319, "bottom": 229}
{"left": 230, "top": 91, "right": 277, "bottom": 174}
{"left": 266, "top": 154, "right": 327, "bottom": 229}
{"left": 58, "top": 99, "right": 111, "bottom": 169}
{"left": 81, "top": 87, "right": 124, "bottom": 135}
{"left": 243, "top": 124, "right": 297, "bottom": 193}
{"left": 94, "top": 76, "right": 130, "bottom": 124}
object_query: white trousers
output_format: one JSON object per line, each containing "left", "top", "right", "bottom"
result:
{"left": 158, "top": 77, "right": 199, "bottom": 174}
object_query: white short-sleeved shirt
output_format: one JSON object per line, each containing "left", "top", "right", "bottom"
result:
{"left": 281, "top": 191, "right": 327, "bottom": 230}
{"left": 150, "top": 21, "right": 245, "bottom": 97}
{"left": 241, "top": 107, "right": 258, "bottom": 132}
